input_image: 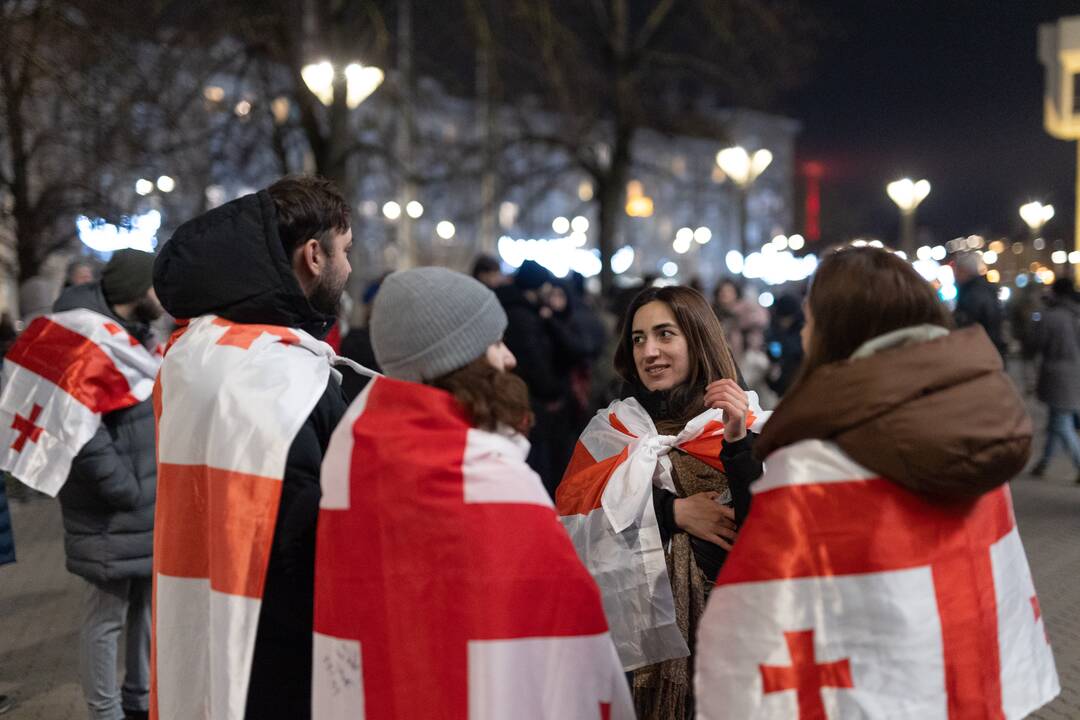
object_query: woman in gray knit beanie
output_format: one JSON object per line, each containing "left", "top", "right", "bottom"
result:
{"left": 370, "top": 266, "right": 531, "bottom": 433}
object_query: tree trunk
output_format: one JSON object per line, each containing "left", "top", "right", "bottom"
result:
{"left": 597, "top": 124, "right": 633, "bottom": 300}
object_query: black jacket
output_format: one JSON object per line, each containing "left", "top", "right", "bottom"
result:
{"left": 955, "top": 277, "right": 1005, "bottom": 355}
{"left": 0, "top": 477, "right": 14, "bottom": 567}
{"left": 154, "top": 190, "right": 347, "bottom": 720}
{"left": 53, "top": 283, "right": 157, "bottom": 583}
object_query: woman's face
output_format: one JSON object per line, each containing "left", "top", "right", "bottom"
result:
{"left": 801, "top": 302, "right": 814, "bottom": 355}
{"left": 632, "top": 301, "right": 690, "bottom": 391}
{"left": 485, "top": 341, "right": 517, "bottom": 372}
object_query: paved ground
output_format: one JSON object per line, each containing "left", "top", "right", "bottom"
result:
{"left": 1, "top": 418, "right": 1079, "bottom": 718}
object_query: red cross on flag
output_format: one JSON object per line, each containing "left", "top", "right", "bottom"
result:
{"left": 152, "top": 315, "right": 339, "bottom": 720}
{"left": 0, "top": 308, "right": 161, "bottom": 495}
{"left": 313, "top": 376, "right": 634, "bottom": 720}
{"left": 695, "top": 440, "right": 1060, "bottom": 719}
{"left": 554, "top": 393, "right": 769, "bottom": 671}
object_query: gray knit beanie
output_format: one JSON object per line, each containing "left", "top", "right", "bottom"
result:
{"left": 370, "top": 267, "right": 508, "bottom": 382}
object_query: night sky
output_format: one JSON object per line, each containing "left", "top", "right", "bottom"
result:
{"left": 783, "top": 1, "right": 1080, "bottom": 248}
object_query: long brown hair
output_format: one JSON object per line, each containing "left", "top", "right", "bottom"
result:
{"left": 613, "top": 285, "right": 738, "bottom": 419}
{"left": 431, "top": 357, "right": 535, "bottom": 435}
{"left": 796, "top": 246, "right": 952, "bottom": 386}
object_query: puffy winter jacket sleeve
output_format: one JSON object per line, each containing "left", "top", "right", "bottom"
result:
{"left": 68, "top": 421, "right": 144, "bottom": 511}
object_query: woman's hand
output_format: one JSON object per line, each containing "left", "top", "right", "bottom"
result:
{"left": 704, "top": 379, "right": 749, "bottom": 442}
{"left": 673, "top": 491, "right": 737, "bottom": 549}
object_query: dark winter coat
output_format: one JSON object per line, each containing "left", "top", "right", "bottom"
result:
{"left": 52, "top": 283, "right": 157, "bottom": 583}
{"left": 955, "top": 276, "right": 1006, "bottom": 355}
{"left": 1033, "top": 296, "right": 1080, "bottom": 410}
{"left": 154, "top": 190, "right": 347, "bottom": 720}
{"left": 496, "top": 284, "right": 590, "bottom": 496}
{"left": 0, "top": 477, "right": 14, "bottom": 566}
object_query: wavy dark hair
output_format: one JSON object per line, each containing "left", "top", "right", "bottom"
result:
{"left": 613, "top": 285, "right": 738, "bottom": 421}
{"left": 268, "top": 174, "right": 351, "bottom": 257}
{"left": 431, "top": 356, "right": 534, "bottom": 434}
{"left": 795, "top": 245, "right": 952, "bottom": 387}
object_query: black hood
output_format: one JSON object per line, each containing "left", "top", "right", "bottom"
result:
{"left": 52, "top": 282, "right": 154, "bottom": 346}
{"left": 153, "top": 190, "right": 334, "bottom": 338}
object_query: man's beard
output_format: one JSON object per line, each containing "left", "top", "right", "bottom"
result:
{"left": 309, "top": 268, "right": 348, "bottom": 316}
{"left": 131, "top": 294, "right": 164, "bottom": 324}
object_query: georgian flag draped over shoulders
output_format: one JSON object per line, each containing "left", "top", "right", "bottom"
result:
{"left": 0, "top": 308, "right": 161, "bottom": 496}
{"left": 554, "top": 393, "right": 769, "bottom": 671}
{"left": 313, "top": 376, "right": 633, "bottom": 720}
{"left": 695, "top": 439, "right": 1060, "bottom": 720}
{"left": 152, "top": 315, "right": 337, "bottom": 720}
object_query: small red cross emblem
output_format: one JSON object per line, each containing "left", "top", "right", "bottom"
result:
{"left": 760, "top": 629, "right": 853, "bottom": 720}
{"left": 211, "top": 317, "right": 298, "bottom": 350}
{"left": 104, "top": 322, "right": 140, "bottom": 347}
{"left": 11, "top": 404, "right": 45, "bottom": 452}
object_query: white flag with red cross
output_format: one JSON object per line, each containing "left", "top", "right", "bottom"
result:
{"left": 695, "top": 439, "right": 1060, "bottom": 720}
{"left": 0, "top": 308, "right": 161, "bottom": 496}
{"left": 152, "top": 315, "right": 338, "bottom": 720}
{"left": 313, "top": 376, "right": 634, "bottom": 720}
{"left": 555, "top": 394, "right": 769, "bottom": 671}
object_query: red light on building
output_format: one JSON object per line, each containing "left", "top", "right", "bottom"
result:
{"left": 801, "top": 162, "right": 824, "bottom": 243}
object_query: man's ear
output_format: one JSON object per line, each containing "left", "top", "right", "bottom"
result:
{"left": 294, "top": 238, "right": 323, "bottom": 279}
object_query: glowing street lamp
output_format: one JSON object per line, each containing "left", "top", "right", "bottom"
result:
{"left": 301, "top": 60, "right": 384, "bottom": 109}
{"left": 716, "top": 145, "right": 772, "bottom": 255}
{"left": 886, "top": 178, "right": 931, "bottom": 254}
{"left": 1019, "top": 201, "right": 1054, "bottom": 236}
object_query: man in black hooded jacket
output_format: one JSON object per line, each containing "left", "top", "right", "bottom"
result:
{"left": 152, "top": 175, "right": 352, "bottom": 719}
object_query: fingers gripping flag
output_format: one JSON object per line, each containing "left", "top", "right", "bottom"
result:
{"left": 555, "top": 392, "right": 769, "bottom": 671}
{"left": 313, "top": 376, "right": 634, "bottom": 720}
{"left": 695, "top": 440, "right": 1060, "bottom": 720}
{"left": 0, "top": 309, "right": 161, "bottom": 495}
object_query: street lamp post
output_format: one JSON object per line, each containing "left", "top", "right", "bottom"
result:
{"left": 1019, "top": 201, "right": 1055, "bottom": 268}
{"left": 886, "top": 178, "right": 930, "bottom": 255}
{"left": 716, "top": 146, "right": 772, "bottom": 256}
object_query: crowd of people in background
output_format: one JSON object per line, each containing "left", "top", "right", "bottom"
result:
{"left": 0, "top": 175, "right": 1069, "bottom": 719}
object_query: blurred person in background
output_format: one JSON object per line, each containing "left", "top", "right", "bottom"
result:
{"left": 954, "top": 251, "right": 1006, "bottom": 357}
{"left": 711, "top": 278, "right": 769, "bottom": 362}
{"left": 471, "top": 253, "right": 509, "bottom": 289}
{"left": 557, "top": 285, "right": 766, "bottom": 719}
{"left": 696, "top": 246, "right": 1056, "bottom": 717}
{"left": 1029, "top": 277, "right": 1080, "bottom": 482}
{"left": 765, "top": 294, "right": 805, "bottom": 399}
{"left": 65, "top": 258, "right": 98, "bottom": 288}
{"left": 497, "top": 260, "right": 592, "bottom": 496}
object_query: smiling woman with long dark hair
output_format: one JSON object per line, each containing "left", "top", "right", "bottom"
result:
{"left": 556, "top": 284, "right": 766, "bottom": 720}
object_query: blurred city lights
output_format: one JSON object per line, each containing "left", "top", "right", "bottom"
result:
{"left": 986, "top": 269, "right": 1001, "bottom": 283}
{"left": 998, "top": 287, "right": 1012, "bottom": 302}
{"left": 1019, "top": 201, "right": 1055, "bottom": 232}
{"left": 571, "top": 215, "right": 590, "bottom": 233}
{"left": 552, "top": 216, "right": 570, "bottom": 234}
{"left": 930, "top": 245, "right": 947, "bottom": 261}
{"left": 405, "top": 201, "right": 424, "bottom": 219}
{"left": 156, "top": 175, "right": 175, "bottom": 193}
{"left": 716, "top": 146, "right": 773, "bottom": 186}
{"left": 611, "top": 246, "right": 635, "bottom": 274}
{"left": 982, "top": 251, "right": 998, "bottom": 265}
{"left": 758, "top": 292, "right": 775, "bottom": 308}
{"left": 234, "top": 100, "right": 252, "bottom": 117}
{"left": 788, "top": 234, "right": 806, "bottom": 250}
{"left": 1052, "top": 250, "right": 1068, "bottom": 264}
{"left": 886, "top": 178, "right": 931, "bottom": 211}
{"left": 77, "top": 209, "right": 161, "bottom": 253}
{"left": 1071, "top": 251, "right": 1080, "bottom": 264}
{"left": 497, "top": 235, "right": 602, "bottom": 278}
{"left": 661, "top": 261, "right": 679, "bottom": 278}
{"left": 135, "top": 179, "right": 153, "bottom": 196}
{"left": 725, "top": 250, "right": 745, "bottom": 274}
{"left": 1034, "top": 238, "right": 1046, "bottom": 251}
{"left": 344, "top": 63, "right": 385, "bottom": 109}
{"left": 673, "top": 235, "right": 692, "bottom": 254}
{"left": 676, "top": 227, "right": 693, "bottom": 244}
{"left": 435, "top": 221, "right": 456, "bottom": 240}
{"left": 693, "top": 227, "right": 712, "bottom": 244}
{"left": 382, "top": 201, "right": 401, "bottom": 220}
